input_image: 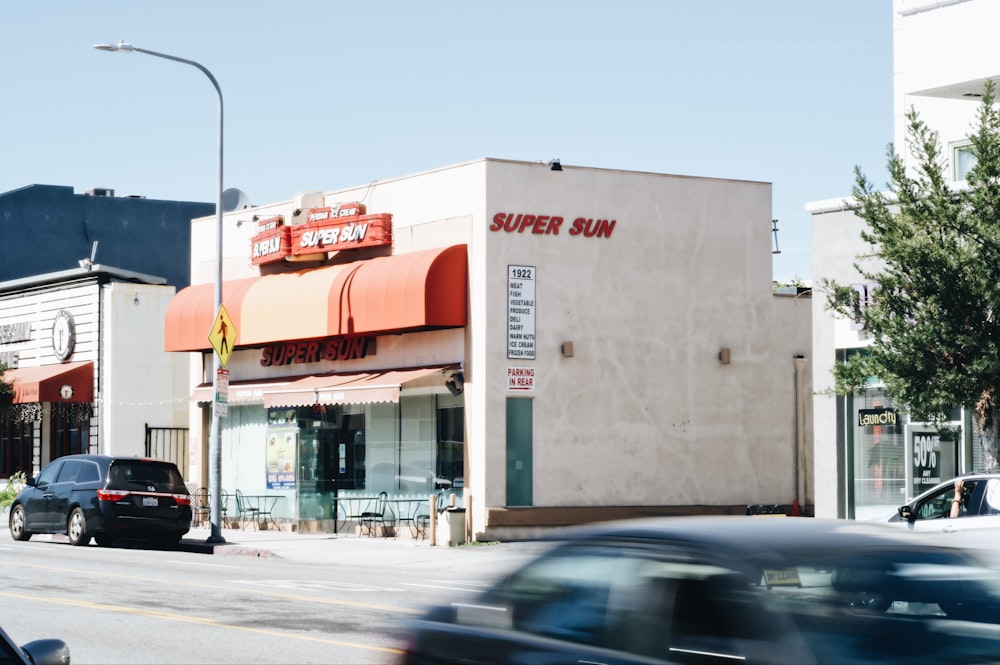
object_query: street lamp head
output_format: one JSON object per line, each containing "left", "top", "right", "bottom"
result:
{"left": 92, "top": 41, "right": 136, "bottom": 53}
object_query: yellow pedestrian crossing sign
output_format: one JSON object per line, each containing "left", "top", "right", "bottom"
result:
{"left": 208, "top": 304, "right": 238, "bottom": 367}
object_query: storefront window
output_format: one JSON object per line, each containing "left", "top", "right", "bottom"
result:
{"left": 851, "top": 389, "right": 905, "bottom": 519}
{"left": 51, "top": 403, "right": 90, "bottom": 458}
{"left": 437, "top": 394, "right": 465, "bottom": 490}
{"left": 0, "top": 415, "right": 33, "bottom": 477}
{"left": 849, "top": 389, "right": 981, "bottom": 521}
{"left": 247, "top": 393, "right": 465, "bottom": 525}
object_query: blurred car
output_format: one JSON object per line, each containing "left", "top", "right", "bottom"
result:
{"left": 397, "top": 516, "right": 1000, "bottom": 665}
{"left": 0, "top": 623, "right": 69, "bottom": 664}
{"left": 886, "top": 472, "right": 1000, "bottom": 549}
{"left": 8, "top": 454, "right": 192, "bottom": 547}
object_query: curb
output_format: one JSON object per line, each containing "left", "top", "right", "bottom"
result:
{"left": 178, "top": 540, "right": 279, "bottom": 558}
{"left": 29, "top": 533, "right": 277, "bottom": 558}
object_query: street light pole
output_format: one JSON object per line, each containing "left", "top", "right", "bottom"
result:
{"left": 94, "top": 41, "right": 226, "bottom": 543}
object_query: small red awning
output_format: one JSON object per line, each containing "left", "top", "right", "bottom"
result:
{"left": 2, "top": 361, "right": 94, "bottom": 403}
{"left": 165, "top": 244, "right": 467, "bottom": 352}
{"left": 263, "top": 366, "right": 455, "bottom": 408}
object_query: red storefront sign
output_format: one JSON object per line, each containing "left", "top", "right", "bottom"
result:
{"left": 251, "top": 226, "right": 292, "bottom": 266}
{"left": 259, "top": 337, "right": 375, "bottom": 367}
{"left": 290, "top": 211, "right": 392, "bottom": 257}
{"left": 248, "top": 203, "right": 393, "bottom": 266}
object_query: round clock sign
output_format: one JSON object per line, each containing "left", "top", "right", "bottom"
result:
{"left": 51, "top": 309, "right": 76, "bottom": 361}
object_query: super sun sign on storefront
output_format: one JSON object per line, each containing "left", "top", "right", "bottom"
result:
{"left": 250, "top": 203, "right": 393, "bottom": 266}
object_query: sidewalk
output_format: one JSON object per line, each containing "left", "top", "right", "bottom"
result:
{"left": 27, "top": 523, "right": 548, "bottom": 572}
{"left": 175, "top": 525, "right": 546, "bottom": 571}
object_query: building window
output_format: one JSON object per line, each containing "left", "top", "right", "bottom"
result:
{"left": 953, "top": 142, "right": 976, "bottom": 182}
{"left": 851, "top": 388, "right": 905, "bottom": 519}
{"left": 51, "top": 403, "right": 91, "bottom": 458}
{"left": 436, "top": 394, "right": 465, "bottom": 491}
{"left": 281, "top": 395, "right": 464, "bottom": 500}
{"left": 0, "top": 417, "right": 33, "bottom": 477}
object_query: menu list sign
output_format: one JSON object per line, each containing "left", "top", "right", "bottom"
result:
{"left": 507, "top": 265, "right": 536, "bottom": 359}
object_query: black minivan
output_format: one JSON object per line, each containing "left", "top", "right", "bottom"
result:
{"left": 8, "top": 454, "right": 192, "bottom": 546}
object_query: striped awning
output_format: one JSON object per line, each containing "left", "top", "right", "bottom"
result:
{"left": 263, "top": 366, "right": 455, "bottom": 408}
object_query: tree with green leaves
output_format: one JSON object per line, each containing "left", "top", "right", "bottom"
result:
{"left": 0, "top": 359, "right": 10, "bottom": 402}
{"left": 824, "top": 79, "right": 1000, "bottom": 471}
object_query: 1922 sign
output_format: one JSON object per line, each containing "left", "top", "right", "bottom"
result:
{"left": 508, "top": 265, "right": 536, "bottom": 360}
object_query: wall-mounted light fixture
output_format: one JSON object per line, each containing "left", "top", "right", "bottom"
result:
{"left": 719, "top": 348, "right": 731, "bottom": 364}
{"left": 445, "top": 372, "right": 465, "bottom": 396}
{"left": 548, "top": 159, "right": 562, "bottom": 172}
{"left": 561, "top": 341, "right": 574, "bottom": 358}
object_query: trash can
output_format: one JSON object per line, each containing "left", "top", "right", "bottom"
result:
{"left": 440, "top": 507, "right": 466, "bottom": 546}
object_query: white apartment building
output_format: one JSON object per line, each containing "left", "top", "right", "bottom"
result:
{"left": 810, "top": 0, "right": 994, "bottom": 520}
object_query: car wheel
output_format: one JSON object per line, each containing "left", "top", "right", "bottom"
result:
{"left": 9, "top": 504, "right": 31, "bottom": 541}
{"left": 95, "top": 535, "right": 116, "bottom": 547}
{"left": 67, "top": 508, "right": 91, "bottom": 546}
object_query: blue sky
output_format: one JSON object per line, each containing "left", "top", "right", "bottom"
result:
{"left": 0, "top": 1, "right": 892, "bottom": 283}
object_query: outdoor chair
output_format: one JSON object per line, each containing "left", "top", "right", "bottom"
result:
{"left": 359, "top": 491, "right": 389, "bottom": 537}
{"left": 219, "top": 489, "right": 231, "bottom": 527}
{"left": 235, "top": 489, "right": 261, "bottom": 530}
{"left": 193, "top": 487, "right": 211, "bottom": 527}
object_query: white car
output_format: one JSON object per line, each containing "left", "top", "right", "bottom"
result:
{"left": 887, "top": 473, "right": 1000, "bottom": 550}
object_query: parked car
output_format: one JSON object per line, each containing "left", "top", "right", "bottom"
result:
{"left": 8, "top": 454, "right": 192, "bottom": 547}
{"left": 396, "top": 516, "right": 1000, "bottom": 664}
{"left": 0, "top": 623, "right": 69, "bottom": 664}
{"left": 886, "top": 472, "right": 1000, "bottom": 549}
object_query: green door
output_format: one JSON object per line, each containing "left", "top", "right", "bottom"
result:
{"left": 506, "top": 397, "right": 533, "bottom": 506}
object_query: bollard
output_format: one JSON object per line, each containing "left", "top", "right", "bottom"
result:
{"left": 429, "top": 492, "right": 438, "bottom": 546}
{"left": 464, "top": 492, "right": 472, "bottom": 544}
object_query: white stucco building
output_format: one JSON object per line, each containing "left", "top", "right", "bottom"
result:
{"left": 0, "top": 266, "right": 190, "bottom": 478}
{"left": 171, "top": 158, "right": 812, "bottom": 540}
{"left": 810, "top": 0, "right": 995, "bottom": 520}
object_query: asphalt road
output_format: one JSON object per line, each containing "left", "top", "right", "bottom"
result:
{"left": 0, "top": 529, "right": 549, "bottom": 664}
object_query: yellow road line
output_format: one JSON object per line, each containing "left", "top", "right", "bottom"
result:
{"left": 0, "top": 591, "right": 404, "bottom": 655}
{"left": 0, "top": 560, "right": 421, "bottom": 614}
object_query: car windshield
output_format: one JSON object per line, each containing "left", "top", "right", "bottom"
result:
{"left": 464, "top": 539, "right": 1000, "bottom": 664}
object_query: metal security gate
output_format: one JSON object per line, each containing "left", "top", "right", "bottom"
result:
{"left": 145, "top": 424, "right": 189, "bottom": 470}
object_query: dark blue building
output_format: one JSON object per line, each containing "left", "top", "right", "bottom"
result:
{"left": 0, "top": 185, "right": 214, "bottom": 288}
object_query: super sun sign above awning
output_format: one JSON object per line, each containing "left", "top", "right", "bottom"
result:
{"left": 250, "top": 202, "right": 393, "bottom": 267}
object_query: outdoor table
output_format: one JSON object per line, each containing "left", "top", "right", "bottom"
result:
{"left": 240, "top": 494, "right": 284, "bottom": 530}
{"left": 389, "top": 497, "right": 431, "bottom": 538}
{"left": 334, "top": 496, "right": 381, "bottom": 535}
